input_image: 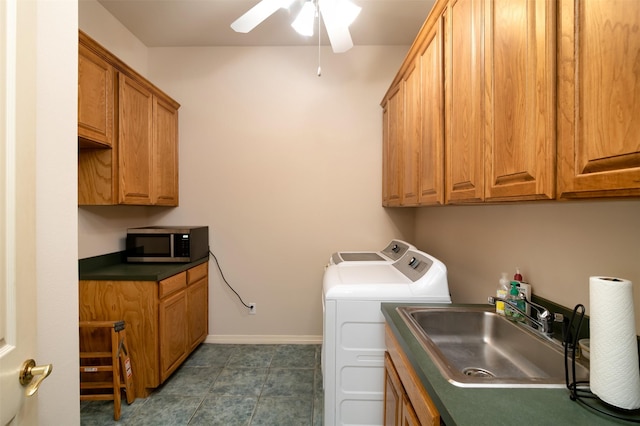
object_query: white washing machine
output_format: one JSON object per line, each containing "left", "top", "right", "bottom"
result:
{"left": 322, "top": 249, "right": 451, "bottom": 426}
{"left": 328, "top": 239, "right": 415, "bottom": 266}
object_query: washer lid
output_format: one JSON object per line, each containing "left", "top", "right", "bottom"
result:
{"left": 329, "top": 240, "right": 415, "bottom": 265}
{"left": 337, "top": 252, "right": 386, "bottom": 262}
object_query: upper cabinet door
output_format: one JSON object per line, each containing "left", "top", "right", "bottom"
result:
{"left": 153, "top": 96, "right": 180, "bottom": 206}
{"left": 118, "top": 73, "right": 154, "bottom": 205}
{"left": 418, "top": 14, "right": 445, "bottom": 206}
{"left": 78, "top": 43, "right": 114, "bottom": 148}
{"left": 484, "top": 0, "right": 556, "bottom": 201}
{"left": 402, "top": 60, "right": 421, "bottom": 206}
{"left": 383, "top": 85, "right": 404, "bottom": 207}
{"left": 445, "top": 0, "right": 485, "bottom": 203}
{"left": 557, "top": 0, "right": 640, "bottom": 198}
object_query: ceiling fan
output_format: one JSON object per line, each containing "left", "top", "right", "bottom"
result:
{"left": 231, "top": 0, "right": 362, "bottom": 53}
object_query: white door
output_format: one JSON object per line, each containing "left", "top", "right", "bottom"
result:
{"left": 0, "top": 0, "right": 51, "bottom": 424}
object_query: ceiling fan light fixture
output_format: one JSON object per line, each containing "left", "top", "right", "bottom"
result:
{"left": 232, "top": 0, "right": 359, "bottom": 54}
{"left": 231, "top": 0, "right": 298, "bottom": 33}
{"left": 336, "top": 0, "right": 361, "bottom": 28}
{"left": 292, "top": 1, "right": 316, "bottom": 37}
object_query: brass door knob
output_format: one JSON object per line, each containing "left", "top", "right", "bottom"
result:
{"left": 19, "top": 359, "right": 53, "bottom": 396}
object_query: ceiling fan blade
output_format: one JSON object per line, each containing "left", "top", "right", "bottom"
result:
{"left": 319, "top": 0, "right": 355, "bottom": 53}
{"left": 231, "top": 0, "right": 294, "bottom": 33}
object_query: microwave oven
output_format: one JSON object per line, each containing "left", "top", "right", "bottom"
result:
{"left": 126, "top": 226, "right": 209, "bottom": 263}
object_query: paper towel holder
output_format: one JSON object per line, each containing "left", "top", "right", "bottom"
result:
{"left": 565, "top": 303, "right": 640, "bottom": 422}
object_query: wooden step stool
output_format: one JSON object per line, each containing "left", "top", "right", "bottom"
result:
{"left": 79, "top": 320, "right": 135, "bottom": 420}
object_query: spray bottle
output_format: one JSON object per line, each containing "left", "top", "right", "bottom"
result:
{"left": 496, "top": 272, "right": 509, "bottom": 315}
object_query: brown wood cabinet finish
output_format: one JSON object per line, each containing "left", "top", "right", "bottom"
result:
{"left": 419, "top": 14, "right": 445, "bottom": 206}
{"left": 445, "top": 0, "right": 485, "bottom": 204}
{"left": 118, "top": 73, "right": 155, "bottom": 205}
{"left": 78, "top": 31, "right": 180, "bottom": 206}
{"left": 383, "top": 0, "right": 637, "bottom": 206}
{"left": 187, "top": 263, "right": 209, "bottom": 351}
{"left": 384, "top": 325, "right": 440, "bottom": 426}
{"left": 153, "top": 96, "right": 180, "bottom": 206}
{"left": 159, "top": 284, "right": 188, "bottom": 382}
{"left": 402, "top": 61, "right": 421, "bottom": 206}
{"left": 381, "top": 0, "right": 447, "bottom": 207}
{"left": 78, "top": 43, "right": 114, "bottom": 148}
{"left": 79, "top": 262, "right": 208, "bottom": 397}
{"left": 484, "top": 0, "right": 556, "bottom": 201}
{"left": 557, "top": 0, "right": 640, "bottom": 198}
{"left": 402, "top": 395, "right": 422, "bottom": 425}
{"left": 382, "top": 85, "right": 404, "bottom": 207}
{"left": 384, "top": 351, "right": 404, "bottom": 425}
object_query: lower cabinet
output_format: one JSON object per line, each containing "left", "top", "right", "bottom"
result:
{"left": 385, "top": 353, "right": 422, "bottom": 426}
{"left": 186, "top": 265, "right": 209, "bottom": 350}
{"left": 79, "top": 261, "right": 208, "bottom": 397}
{"left": 159, "top": 286, "right": 188, "bottom": 382}
{"left": 384, "top": 325, "right": 441, "bottom": 426}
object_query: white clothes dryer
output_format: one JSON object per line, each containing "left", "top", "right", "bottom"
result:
{"left": 322, "top": 249, "right": 451, "bottom": 426}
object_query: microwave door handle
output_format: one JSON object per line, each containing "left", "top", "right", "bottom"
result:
{"left": 170, "top": 234, "right": 175, "bottom": 258}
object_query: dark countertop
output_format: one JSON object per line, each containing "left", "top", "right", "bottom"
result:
{"left": 79, "top": 251, "right": 208, "bottom": 281}
{"left": 381, "top": 302, "right": 634, "bottom": 426}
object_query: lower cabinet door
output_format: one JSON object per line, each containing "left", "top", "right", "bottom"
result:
{"left": 384, "top": 352, "right": 403, "bottom": 425}
{"left": 159, "top": 290, "right": 188, "bottom": 382}
{"left": 187, "top": 276, "right": 208, "bottom": 350}
{"left": 401, "top": 395, "right": 421, "bottom": 426}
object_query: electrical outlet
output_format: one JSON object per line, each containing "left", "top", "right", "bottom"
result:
{"left": 249, "top": 303, "right": 256, "bottom": 315}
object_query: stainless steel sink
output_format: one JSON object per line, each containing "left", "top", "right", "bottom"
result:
{"left": 397, "top": 306, "right": 589, "bottom": 388}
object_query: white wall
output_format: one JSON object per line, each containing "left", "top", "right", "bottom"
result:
{"left": 414, "top": 200, "right": 640, "bottom": 331}
{"left": 147, "top": 45, "right": 415, "bottom": 340}
{"left": 77, "top": 0, "right": 148, "bottom": 74}
{"left": 36, "top": 0, "right": 79, "bottom": 424}
{"left": 78, "top": 0, "right": 414, "bottom": 341}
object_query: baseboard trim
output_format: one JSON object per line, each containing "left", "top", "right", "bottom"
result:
{"left": 204, "top": 334, "right": 323, "bottom": 345}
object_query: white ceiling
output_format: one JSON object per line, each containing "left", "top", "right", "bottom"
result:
{"left": 96, "top": 0, "right": 436, "bottom": 48}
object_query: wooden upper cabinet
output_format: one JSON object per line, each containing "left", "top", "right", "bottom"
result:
{"left": 381, "top": 2, "right": 446, "bottom": 208}
{"left": 419, "top": 14, "right": 445, "bottom": 205}
{"left": 153, "top": 96, "right": 180, "bottom": 206}
{"left": 484, "top": 0, "right": 556, "bottom": 201}
{"left": 118, "top": 74, "right": 154, "bottom": 205}
{"left": 117, "top": 76, "right": 179, "bottom": 206}
{"left": 78, "top": 42, "right": 114, "bottom": 148}
{"left": 557, "top": 0, "right": 640, "bottom": 198}
{"left": 445, "top": 0, "right": 485, "bottom": 204}
{"left": 382, "top": 85, "right": 404, "bottom": 207}
{"left": 382, "top": 104, "right": 390, "bottom": 204}
{"left": 78, "top": 31, "right": 180, "bottom": 206}
{"left": 402, "top": 61, "right": 421, "bottom": 206}
{"left": 383, "top": 0, "right": 640, "bottom": 206}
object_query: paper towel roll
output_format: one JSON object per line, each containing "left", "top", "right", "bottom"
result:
{"left": 589, "top": 276, "right": 640, "bottom": 410}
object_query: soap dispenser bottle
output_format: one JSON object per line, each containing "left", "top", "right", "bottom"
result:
{"left": 496, "top": 273, "right": 509, "bottom": 315}
{"left": 506, "top": 281, "right": 525, "bottom": 322}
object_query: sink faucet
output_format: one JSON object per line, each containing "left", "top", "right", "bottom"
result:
{"left": 487, "top": 295, "right": 560, "bottom": 337}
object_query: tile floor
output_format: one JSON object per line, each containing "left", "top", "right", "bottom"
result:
{"left": 80, "top": 344, "right": 324, "bottom": 425}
